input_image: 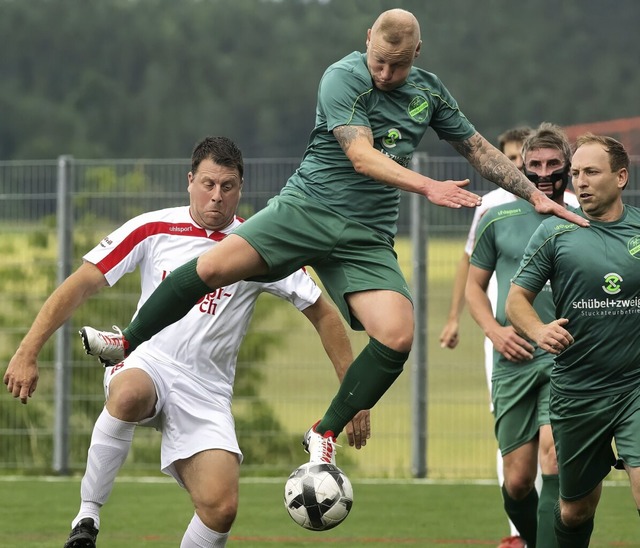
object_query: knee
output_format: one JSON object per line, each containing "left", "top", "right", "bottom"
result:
{"left": 559, "top": 502, "right": 593, "bottom": 529}
{"left": 539, "top": 447, "right": 558, "bottom": 474}
{"left": 107, "top": 386, "right": 154, "bottom": 422}
{"left": 376, "top": 325, "right": 414, "bottom": 354}
{"left": 394, "top": 330, "right": 414, "bottom": 353}
{"left": 504, "top": 475, "right": 535, "bottom": 500}
{"left": 197, "top": 495, "right": 238, "bottom": 533}
{"left": 196, "top": 256, "right": 222, "bottom": 286}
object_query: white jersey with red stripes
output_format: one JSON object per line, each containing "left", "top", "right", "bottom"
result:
{"left": 83, "top": 206, "right": 320, "bottom": 400}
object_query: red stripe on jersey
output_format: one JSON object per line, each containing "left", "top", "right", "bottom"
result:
{"left": 95, "top": 222, "right": 229, "bottom": 274}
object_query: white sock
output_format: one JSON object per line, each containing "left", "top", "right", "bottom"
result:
{"left": 71, "top": 408, "right": 136, "bottom": 530}
{"left": 180, "top": 513, "right": 229, "bottom": 548}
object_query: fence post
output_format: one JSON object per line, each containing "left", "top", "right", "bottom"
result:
{"left": 53, "top": 155, "right": 74, "bottom": 474}
{"left": 411, "top": 153, "right": 428, "bottom": 478}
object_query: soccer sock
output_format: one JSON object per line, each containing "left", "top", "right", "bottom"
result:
{"left": 316, "top": 337, "right": 408, "bottom": 437}
{"left": 71, "top": 409, "right": 136, "bottom": 530}
{"left": 180, "top": 512, "right": 229, "bottom": 548}
{"left": 537, "top": 474, "right": 560, "bottom": 548}
{"left": 553, "top": 499, "right": 593, "bottom": 548}
{"left": 496, "top": 449, "right": 520, "bottom": 536}
{"left": 123, "top": 258, "right": 212, "bottom": 352}
{"left": 502, "top": 484, "right": 538, "bottom": 547}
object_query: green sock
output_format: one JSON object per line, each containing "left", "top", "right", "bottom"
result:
{"left": 538, "top": 474, "right": 559, "bottom": 548}
{"left": 123, "top": 258, "right": 212, "bottom": 352}
{"left": 317, "top": 337, "right": 408, "bottom": 436}
{"left": 553, "top": 499, "right": 593, "bottom": 548}
{"left": 502, "top": 483, "right": 538, "bottom": 547}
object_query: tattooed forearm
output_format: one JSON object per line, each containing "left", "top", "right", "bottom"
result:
{"left": 449, "top": 133, "right": 535, "bottom": 200}
{"left": 334, "top": 125, "right": 374, "bottom": 154}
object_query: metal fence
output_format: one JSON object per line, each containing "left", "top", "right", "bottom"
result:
{"left": 1, "top": 154, "right": 638, "bottom": 480}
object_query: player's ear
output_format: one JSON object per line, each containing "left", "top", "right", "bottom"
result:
{"left": 617, "top": 168, "right": 629, "bottom": 190}
{"left": 414, "top": 40, "right": 422, "bottom": 58}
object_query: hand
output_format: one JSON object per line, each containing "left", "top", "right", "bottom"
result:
{"left": 424, "top": 179, "right": 482, "bottom": 209}
{"left": 344, "top": 410, "right": 371, "bottom": 449}
{"left": 530, "top": 191, "right": 589, "bottom": 227}
{"left": 3, "top": 351, "right": 39, "bottom": 404}
{"left": 439, "top": 319, "right": 460, "bottom": 349}
{"left": 533, "top": 318, "right": 574, "bottom": 354}
{"left": 489, "top": 325, "right": 535, "bottom": 362}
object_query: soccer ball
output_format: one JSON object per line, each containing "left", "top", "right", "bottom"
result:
{"left": 284, "top": 462, "right": 354, "bottom": 531}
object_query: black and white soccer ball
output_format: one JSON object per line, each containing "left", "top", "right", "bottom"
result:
{"left": 284, "top": 462, "right": 354, "bottom": 531}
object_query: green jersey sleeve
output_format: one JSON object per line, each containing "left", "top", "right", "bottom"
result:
{"left": 318, "top": 63, "right": 373, "bottom": 130}
{"left": 511, "top": 222, "right": 555, "bottom": 294}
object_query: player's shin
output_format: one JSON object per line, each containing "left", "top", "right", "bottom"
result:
{"left": 537, "top": 474, "right": 560, "bottom": 547}
{"left": 317, "top": 337, "right": 407, "bottom": 436}
{"left": 553, "top": 500, "right": 594, "bottom": 547}
{"left": 74, "top": 409, "right": 136, "bottom": 529}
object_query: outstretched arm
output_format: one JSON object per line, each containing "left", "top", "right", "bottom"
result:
{"left": 448, "top": 133, "right": 589, "bottom": 227}
{"left": 334, "top": 125, "right": 482, "bottom": 209}
{"left": 4, "top": 262, "right": 107, "bottom": 403}
{"left": 301, "top": 295, "right": 370, "bottom": 449}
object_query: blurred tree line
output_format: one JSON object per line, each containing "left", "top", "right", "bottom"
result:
{"left": 1, "top": 0, "right": 639, "bottom": 160}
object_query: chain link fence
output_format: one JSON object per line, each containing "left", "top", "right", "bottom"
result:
{"left": 1, "top": 154, "right": 637, "bottom": 479}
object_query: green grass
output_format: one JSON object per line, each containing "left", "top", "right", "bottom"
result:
{"left": 0, "top": 477, "right": 637, "bottom": 547}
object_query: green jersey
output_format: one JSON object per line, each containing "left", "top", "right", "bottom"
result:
{"left": 470, "top": 198, "right": 555, "bottom": 378}
{"left": 284, "top": 51, "right": 476, "bottom": 238}
{"left": 512, "top": 205, "right": 640, "bottom": 397}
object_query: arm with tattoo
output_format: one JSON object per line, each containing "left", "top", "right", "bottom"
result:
{"left": 334, "top": 124, "right": 374, "bottom": 153}
{"left": 332, "top": 124, "right": 481, "bottom": 208}
{"left": 449, "top": 132, "right": 535, "bottom": 200}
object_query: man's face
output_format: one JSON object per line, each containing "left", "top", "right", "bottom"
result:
{"left": 365, "top": 29, "right": 419, "bottom": 91}
{"left": 502, "top": 140, "right": 524, "bottom": 170}
{"left": 188, "top": 158, "right": 242, "bottom": 231}
{"left": 524, "top": 147, "right": 568, "bottom": 199}
{"left": 571, "top": 143, "right": 626, "bottom": 220}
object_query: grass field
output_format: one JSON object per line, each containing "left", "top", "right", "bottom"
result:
{"left": 2, "top": 234, "right": 638, "bottom": 546}
{"left": 0, "top": 477, "right": 637, "bottom": 547}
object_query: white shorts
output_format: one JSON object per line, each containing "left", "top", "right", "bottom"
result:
{"left": 104, "top": 348, "right": 243, "bottom": 486}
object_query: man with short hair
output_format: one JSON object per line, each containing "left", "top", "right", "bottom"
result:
{"left": 466, "top": 123, "right": 578, "bottom": 547}
{"left": 506, "top": 134, "right": 640, "bottom": 547}
{"left": 8, "top": 9, "right": 586, "bottom": 475}
{"left": 4, "top": 136, "right": 366, "bottom": 548}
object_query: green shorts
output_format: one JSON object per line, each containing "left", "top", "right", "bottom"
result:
{"left": 233, "top": 191, "right": 412, "bottom": 330}
{"left": 550, "top": 384, "right": 640, "bottom": 501}
{"left": 492, "top": 357, "right": 552, "bottom": 456}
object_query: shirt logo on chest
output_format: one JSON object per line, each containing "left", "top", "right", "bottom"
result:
{"left": 408, "top": 96, "right": 429, "bottom": 122}
{"left": 382, "top": 128, "right": 401, "bottom": 149}
{"left": 628, "top": 235, "right": 640, "bottom": 259}
{"left": 602, "top": 272, "right": 623, "bottom": 295}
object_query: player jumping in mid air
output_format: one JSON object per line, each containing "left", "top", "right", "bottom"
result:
{"left": 17, "top": 10, "right": 587, "bottom": 477}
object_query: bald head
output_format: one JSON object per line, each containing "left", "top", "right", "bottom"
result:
{"left": 366, "top": 9, "right": 422, "bottom": 91}
{"left": 370, "top": 9, "right": 421, "bottom": 47}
